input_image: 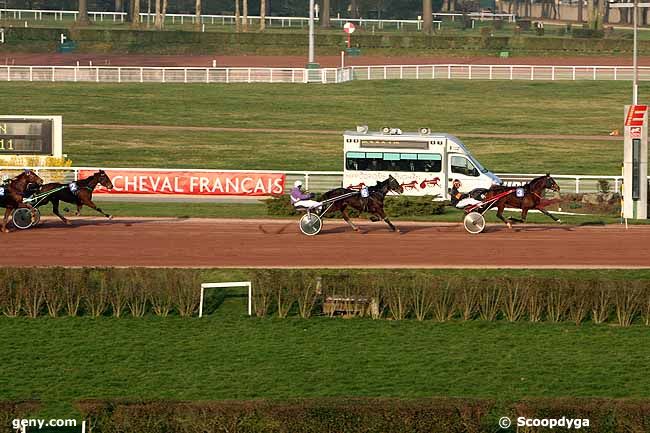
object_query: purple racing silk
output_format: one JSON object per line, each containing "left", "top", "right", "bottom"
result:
{"left": 290, "top": 186, "right": 311, "bottom": 203}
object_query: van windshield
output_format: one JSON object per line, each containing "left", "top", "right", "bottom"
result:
{"left": 468, "top": 155, "right": 489, "bottom": 174}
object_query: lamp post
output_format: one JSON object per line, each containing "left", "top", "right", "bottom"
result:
{"left": 307, "top": 0, "right": 319, "bottom": 68}
{"left": 633, "top": 0, "right": 638, "bottom": 104}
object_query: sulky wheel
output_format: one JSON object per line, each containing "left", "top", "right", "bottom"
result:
{"left": 299, "top": 213, "right": 323, "bottom": 236}
{"left": 463, "top": 212, "right": 486, "bottom": 234}
{"left": 12, "top": 208, "right": 34, "bottom": 230}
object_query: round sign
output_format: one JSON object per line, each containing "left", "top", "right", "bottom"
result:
{"left": 343, "top": 22, "right": 356, "bottom": 34}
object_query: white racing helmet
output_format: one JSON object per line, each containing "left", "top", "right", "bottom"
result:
{"left": 294, "top": 180, "right": 303, "bottom": 188}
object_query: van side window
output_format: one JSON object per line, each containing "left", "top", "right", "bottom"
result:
{"left": 345, "top": 152, "right": 442, "bottom": 172}
{"left": 451, "top": 156, "right": 479, "bottom": 177}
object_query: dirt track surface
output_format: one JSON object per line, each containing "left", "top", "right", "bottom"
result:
{"left": 2, "top": 53, "right": 648, "bottom": 68}
{"left": 7, "top": 217, "right": 650, "bottom": 268}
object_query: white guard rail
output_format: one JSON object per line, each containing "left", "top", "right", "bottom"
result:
{"left": 0, "top": 166, "right": 634, "bottom": 195}
{"left": 348, "top": 64, "right": 650, "bottom": 82}
{"left": 1, "top": 65, "right": 649, "bottom": 84}
{"left": 0, "top": 66, "right": 345, "bottom": 84}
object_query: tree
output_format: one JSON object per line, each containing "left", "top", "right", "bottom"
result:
{"left": 260, "top": 0, "right": 266, "bottom": 30}
{"left": 78, "top": 0, "right": 90, "bottom": 25}
{"left": 115, "top": 0, "right": 124, "bottom": 13}
{"left": 131, "top": 0, "right": 141, "bottom": 27}
{"left": 422, "top": 0, "right": 432, "bottom": 33}
{"left": 195, "top": 0, "right": 202, "bottom": 29}
{"left": 577, "top": 0, "right": 583, "bottom": 23}
{"left": 155, "top": 0, "right": 162, "bottom": 29}
{"left": 235, "top": 0, "right": 241, "bottom": 32}
{"left": 350, "top": 0, "right": 359, "bottom": 18}
{"left": 321, "top": 0, "right": 330, "bottom": 27}
{"left": 243, "top": 0, "right": 249, "bottom": 31}
{"left": 162, "top": 0, "right": 168, "bottom": 26}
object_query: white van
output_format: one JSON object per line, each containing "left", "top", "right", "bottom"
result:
{"left": 343, "top": 126, "right": 501, "bottom": 198}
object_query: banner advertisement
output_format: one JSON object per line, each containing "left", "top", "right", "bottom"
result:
{"left": 78, "top": 170, "right": 286, "bottom": 196}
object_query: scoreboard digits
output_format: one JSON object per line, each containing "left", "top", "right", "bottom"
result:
{"left": 0, "top": 119, "right": 53, "bottom": 154}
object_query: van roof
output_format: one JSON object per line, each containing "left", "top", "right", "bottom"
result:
{"left": 343, "top": 130, "right": 470, "bottom": 152}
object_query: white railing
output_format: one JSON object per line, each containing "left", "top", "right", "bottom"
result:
{"left": 433, "top": 12, "right": 516, "bottom": 22}
{"left": 349, "top": 64, "right": 650, "bottom": 82}
{"left": 2, "top": 64, "right": 650, "bottom": 84}
{"left": 0, "top": 65, "right": 348, "bottom": 84}
{"left": 0, "top": 166, "right": 633, "bottom": 195}
{"left": 0, "top": 8, "right": 457, "bottom": 30}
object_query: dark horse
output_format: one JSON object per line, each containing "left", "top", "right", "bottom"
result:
{"left": 0, "top": 170, "right": 44, "bottom": 232}
{"left": 37, "top": 170, "right": 114, "bottom": 224}
{"left": 485, "top": 174, "right": 561, "bottom": 228}
{"left": 320, "top": 175, "right": 404, "bottom": 232}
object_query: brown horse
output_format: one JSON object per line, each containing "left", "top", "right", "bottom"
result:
{"left": 320, "top": 175, "right": 404, "bottom": 232}
{"left": 0, "top": 170, "right": 43, "bottom": 232}
{"left": 36, "top": 170, "right": 114, "bottom": 224}
{"left": 486, "top": 174, "right": 561, "bottom": 228}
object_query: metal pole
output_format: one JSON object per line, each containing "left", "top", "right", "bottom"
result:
{"left": 633, "top": 0, "right": 638, "bottom": 104}
{"left": 308, "top": 0, "right": 315, "bottom": 64}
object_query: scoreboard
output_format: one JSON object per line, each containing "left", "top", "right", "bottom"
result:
{"left": 0, "top": 116, "right": 62, "bottom": 158}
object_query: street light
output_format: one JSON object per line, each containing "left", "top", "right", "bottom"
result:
{"left": 307, "top": 0, "right": 319, "bottom": 68}
{"left": 633, "top": 0, "right": 638, "bottom": 104}
{"left": 610, "top": 1, "right": 649, "bottom": 103}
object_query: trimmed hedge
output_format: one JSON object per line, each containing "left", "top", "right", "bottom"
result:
{"left": 0, "top": 401, "right": 40, "bottom": 432}
{"left": 74, "top": 398, "right": 650, "bottom": 433}
{"left": 264, "top": 194, "right": 446, "bottom": 218}
{"left": 1, "top": 27, "right": 648, "bottom": 55}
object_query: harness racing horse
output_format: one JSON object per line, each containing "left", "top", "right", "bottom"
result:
{"left": 321, "top": 175, "right": 404, "bottom": 232}
{"left": 487, "top": 174, "right": 561, "bottom": 228}
{"left": 37, "top": 170, "right": 114, "bottom": 224}
{"left": 0, "top": 170, "right": 44, "bottom": 233}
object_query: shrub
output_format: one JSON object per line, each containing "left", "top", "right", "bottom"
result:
{"left": 76, "top": 398, "right": 650, "bottom": 433}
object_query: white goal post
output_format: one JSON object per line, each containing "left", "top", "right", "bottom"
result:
{"left": 199, "top": 281, "right": 252, "bottom": 318}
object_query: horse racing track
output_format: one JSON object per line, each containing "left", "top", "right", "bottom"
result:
{"left": 5, "top": 217, "right": 650, "bottom": 268}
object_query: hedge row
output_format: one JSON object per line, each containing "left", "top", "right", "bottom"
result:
{"left": 0, "top": 401, "right": 40, "bottom": 433}
{"left": 3, "top": 268, "right": 650, "bottom": 325}
{"left": 252, "top": 270, "right": 650, "bottom": 326}
{"left": 265, "top": 194, "right": 446, "bottom": 217}
{"left": 0, "top": 268, "right": 201, "bottom": 318}
{"left": 74, "top": 398, "right": 650, "bottom": 433}
{"left": 2, "top": 27, "right": 648, "bottom": 54}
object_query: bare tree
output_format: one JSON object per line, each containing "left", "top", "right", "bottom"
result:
{"left": 162, "top": 0, "right": 168, "bottom": 27}
{"left": 194, "top": 0, "right": 201, "bottom": 29}
{"left": 260, "top": 0, "right": 266, "bottom": 30}
{"left": 243, "top": 0, "right": 249, "bottom": 31}
{"left": 350, "top": 0, "right": 358, "bottom": 18}
{"left": 132, "top": 0, "right": 141, "bottom": 26}
{"left": 78, "top": 0, "right": 90, "bottom": 25}
{"left": 235, "top": 0, "right": 241, "bottom": 32}
{"left": 155, "top": 0, "right": 162, "bottom": 29}
{"left": 115, "top": 0, "right": 123, "bottom": 13}
{"left": 321, "top": 0, "right": 331, "bottom": 28}
{"left": 577, "top": 0, "right": 584, "bottom": 23}
{"left": 596, "top": 0, "right": 606, "bottom": 27}
{"left": 422, "top": 0, "right": 432, "bottom": 33}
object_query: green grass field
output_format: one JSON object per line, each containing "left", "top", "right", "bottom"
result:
{"left": 3, "top": 80, "right": 642, "bottom": 174}
{"left": 3, "top": 285, "right": 650, "bottom": 417}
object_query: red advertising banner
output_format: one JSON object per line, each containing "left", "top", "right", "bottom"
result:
{"left": 78, "top": 170, "right": 286, "bottom": 196}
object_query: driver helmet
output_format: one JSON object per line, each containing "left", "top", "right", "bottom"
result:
{"left": 293, "top": 180, "right": 303, "bottom": 188}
